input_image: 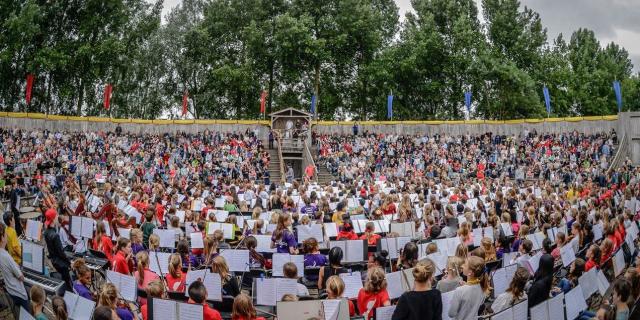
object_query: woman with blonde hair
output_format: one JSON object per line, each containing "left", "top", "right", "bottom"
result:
{"left": 458, "top": 221, "right": 473, "bottom": 246}
{"left": 392, "top": 259, "right": 442, "bottom": 320}
{"left": 356, "top": 266, "right": 390, "bottom": 319}
{"left": 436, "top": 257, "right": 464, "bottom": 293}
{"left": 134, "top": 251, "right": 160, "bottom": 305}
{"left": 98, "top": 283, "right": 137, "bottom": 320}
{"left": 165, "top": 253, "right": 186, "bottom": 292}
{"left": 211, "top": 256, "right": 240, "bottom": 297}
{"left": 448, "top": 256, "right": 490, "bottom": 320}
{"left": 326, "top": 276, "right": 356, "bottom": 317}
{"left": 231, "top": 293, "right": 266, "bottom": 320}
{"left": 148, "top": 234, "right": 160, "bottom": 251}
{"left": 481, "top": 237, "right": 497, "bottom": 262}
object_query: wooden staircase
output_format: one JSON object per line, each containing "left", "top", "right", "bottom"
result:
{"left": 266, "top": 148, "right": 282, "bottom": 184}
{"left": 310, "top": 145, "right": 337, "bottom": 185}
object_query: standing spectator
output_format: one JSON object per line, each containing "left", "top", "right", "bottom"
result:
{"left": 352, "top": 122, "right": 359, "bottom": 136}
{"left": 268, "top": 130, "right": 274, "bottom": 149}
{"left": 43, "top": 207, "right": 72, "bottom": 293}
{"left": 9, "top": 179, "right": 24, "bottom": 236}
{"left": 0, "top": 223, "right": 29, "bottom": 316}
{"left": 3, "top": 212, "right": 21, "bottom": 264}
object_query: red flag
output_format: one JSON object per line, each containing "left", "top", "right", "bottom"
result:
{"left": 103, "top": 84, "right": 113, "bottom": 110}
{"left": 260, "top": 90, "right": 267, "bottom": 113}
{"left": 182, "top": 90, "right": 188, "bottom": 116}
{"left": 26, "top": 74, "right": 35, "bottom": 105}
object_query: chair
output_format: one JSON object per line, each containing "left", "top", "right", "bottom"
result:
{"left": 167, "top": 291, "right": 188, "bottom": 302}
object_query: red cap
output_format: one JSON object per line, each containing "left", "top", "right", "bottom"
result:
{"left": 44, "top": 208, "right": 57, "bottom": 227}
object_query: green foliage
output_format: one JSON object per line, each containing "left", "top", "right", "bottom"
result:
{"left": 0, "top": 0, "right": 636, "bottom": 120}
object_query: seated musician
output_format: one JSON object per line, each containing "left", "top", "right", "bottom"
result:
{"left": 130, "top": 229, "right": 145, "bottom": 256}
{"left": 112, "top": 238, "right": 134, "bottom": 275}
{"left": 72, "top": 259, "right": 94, "bottom": 300}
{"left": 211, "top": 256, "right": 240, "bottom": 297}
{"left": 166, "top": 254, "right": 187, "bottom": 292}
{"left": 318, "top": 247, "right": 345, "bottom": 290}
{"left": 359, "top": 221, "right": 381, "bottom": 246}
{"left": 231, "top": 293, "right": 266, "bottom": 320}
{"left": 336, "top": 219, "right": 358, "bottom": 241}
{"left": 134, "top": 251, "right": 160, "bottom": 305}
{"left": 187, "top": 281, "right": 222, "bottom": 320}
{"left": 92, "top": 221, "right": 114, "bottom": 260}
{"left": 245, "top": 236, "right": 267, "bottom": 268}
{"left": 98, "top": 283, "right": 136, "bottom": 320}
{"left": 140, "top": 280, "right": 164, "bottom": 320}
{"left": 177, "top": 239, "right": 199, "bottom": 269}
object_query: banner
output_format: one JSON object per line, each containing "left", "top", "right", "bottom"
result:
{"left": 260, "top": 90, "right": 267, "bottom": 114}
{"left": 613, "top": 80, "right": 622, "bottom": 112}
{"left": 103, "top": 84, "right": 113, "bottom": 110}
{"left": 387, "top": 94, "right": 393, "bottom": 120}
{"left": 464, "top": 91, "right": 472, "bottom": 115}
{"left": 26, "top": 74, "right": 35, "bottom": 105}
{"left": 543, "top": 86, "right": 551, "bottom": 115}
{"left": 182, "top": 90, "right": 188, "bottom": 116}
{"left": 310, "top": 94, "right": 317, "bottom": 115}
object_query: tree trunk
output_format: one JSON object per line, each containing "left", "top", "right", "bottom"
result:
{"left": 314, "top": 62, "right": 320, "bottom": 119}
{"left": 268, "top": 58, "right": 274, "bottom": 114}
{"left": 77, "top": 78, "right": 84, "bottom": 116}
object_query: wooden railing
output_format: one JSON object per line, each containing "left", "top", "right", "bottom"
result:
{"left": 607, "top": 133, "right": 627, "bottom": 175}
{"left": 303, "top": 141, "right": 318, "bottom": 182}
{"left": 275, "top": 131, "right": 286, "bottom": 184}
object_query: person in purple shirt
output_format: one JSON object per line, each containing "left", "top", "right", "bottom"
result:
{"left": 300, "top": 198, "right": 318, "bottom": 216}
{"left": 271, "top": 213, "right": 299, "bottom": 254}
{"left": 302, "top": 238, "right": 328, "bottom": 281}
{"left": 72, "top": 260, "right": 94, "bottom": 300}
{"left": 177, "top": 240, "right": 200, "bottom": 269}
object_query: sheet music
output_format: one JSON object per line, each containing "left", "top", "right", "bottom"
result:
{"left": 219, "top": 249, "right": 250, "bottom": 272}
{"left": 613, "top": 249, "right": 626, "bottom": 276}
{"left": 297, "top": 224, "right": 324, "bottom": 243}
{"left": 202, "top": 272, "right": 222, "bottom": 301}
{"left": 512, "top": 300, "right": 527, "bottom": 320}
{"left": 207, "top": 222, "right": 234, "bottom": 239}
{"left": 19, "top": 307, "right": 35, "bottom": 320}
{"left": 322, "top": 299, "right": 342, "bottom": 320}
{"left": 324, "top": 223, "right": 339, "bottom": 238}
{"left": 106, "top": 270, "right": 137, "bottom": 302}
{"left": 81, "top": 217, "right": 95, "bottom": 239}
{"left": 256, "top": 278, "right": 277, "bottom": 306}
{"left": 491, "top": 307, "right": 512, "bottom": 320}
{"left": 426, "top": 252, "right": 447, "bottom": 276}
{"left": 71, "top": 216, "right": 83, "bottom": 238}
{"left": 483, "top": 227, "right": 494, "bottom": 242}
{"left": 117, "top": 228, "right": 131, "bottom": 239}
{"left": 339, "top": 272, "right": 363, "bottom": 299}
{"left": 273, "top": 254, "right": 305, "bottom": 278}
{"left": 214, "top": 210, "right": 229, "bottom": 222}
{"left": 175, "top": 210, "right": 186, "bottom": 223}
{"left": 548, "top": 293, "right": 565, "bottom": 320}
{"left": 527, "top": 252, "right": 542, "bottom": 274}
{"left": 492, "top": 267, "right": 509, "bottom": 298}
{"left": 149, "top": 251, "right": 171, "bottom": 275}
{"left": 190, "top": 232, "right": 204, "bottom": 249}
{"left": 25, "top": 220, "right": 42, "bottom": 241}
{"left": 380, "top": 238, "right": 399, "bottom": 259}
{"left": 276, "top": 278, "right": 299, "bottom": 302}
{"left": 214, "top": 198, "right": 225, "bottom": 208}
{"left": 185, "top": 269, "right": 207, "bottom": 294}
{"left": 559, "top": 244, "right": 576, "bottom": 267}
{"left": 530, "top": 301, "right": 549, "bottom": 320}
{"left": 473, "top": 228, "right": 483, "bottom": 247}
{"left": 441, "top": 290, "right": 454, "bottom": 320}
{"left": 177, "top": 301, "right": 203, "bottom": 320}
{"left": 21, "top": 240, "right": 44, "bottom": 273}
{"left": 154, "top": 229, "right": 176, "bottom": 248}
{"left": 593, "top": 223, "right": 603, "bottom": 241}
{"left": 64, "top": 291, "right": 96, "bottom": 320}
{"left": 329, "top": 241, "right": 347, "bottom": 258}
{"left": 152, "top": 298, "right": 177, "bottom": 320}
{"left": 500, "top": 223, "right": 513, "bottom": 236}
{"left": 596, "top": 270, "right": 610, "bottom": 296}
{"left": 565, "top": 285, "right": 588, "bottom": 320}
{"left": 578, "top": 268, "right": 598, "bottom": 299}
{"left": 345, "top": 240, "right": 365, "bottom": 263}
{"left": 375, "top": 305, "right": 396, "bottom": 320}
{"left": 254, "top": 235, "right": 276, "bottom": 253}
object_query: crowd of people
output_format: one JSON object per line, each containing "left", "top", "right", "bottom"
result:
{"left": 0, "top": 125, "right": 638, "bottom": 320}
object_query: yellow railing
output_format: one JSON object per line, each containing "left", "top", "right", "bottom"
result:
{"left": 0, "top": 112, "right": 619, "bottom": 126}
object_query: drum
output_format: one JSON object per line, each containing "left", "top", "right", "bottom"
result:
{"left": 20, "top": 211, "right": 42, "bottom": 220}
{"left": 20, "top": 206, "right": 36, "bottom": 213}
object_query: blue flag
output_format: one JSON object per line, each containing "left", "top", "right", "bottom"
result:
{"left": 543, "top": 86, "right": 551, "bottom": 115}
{"left": 613, "top": 80, "right": 622, "bottom": 112}
{"left": 310, "top": 94, "right": 316, "bottom": 115}
{"left": 464, "top": 91, "right": 472, "bottom": 114}
{"left": 387, "top": 94, "right": 393, "bottom": 120}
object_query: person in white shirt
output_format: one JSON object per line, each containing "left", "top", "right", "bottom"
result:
{"left": 515, "top": 240, "right": 534, "bottom": 272}
{"left": 0, "top": 223, "right": 30, "bottom": 316}
{"left": 491, "top": 267, "right": 529, "bottom": 313}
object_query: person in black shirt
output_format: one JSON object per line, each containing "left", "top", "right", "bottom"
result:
{"left": 527, "top": 253, "right": 554, "bottom": 308}
{"left": 392, "top": 259, "right": 442, "bottom": 320}
{"left": 9, "top": 180, "right": 24, "bottom": 236}
{"left": 43, "top": 207, "right": 72, "bottom": 293}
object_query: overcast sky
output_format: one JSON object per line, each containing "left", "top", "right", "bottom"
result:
{"left": 161, "top": 0, "right": 640, "bottom": 72}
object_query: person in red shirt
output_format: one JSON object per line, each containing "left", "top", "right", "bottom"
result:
{"left": 584, "top": 244, "right": 601, "bottom": 272}
{"left": 140, "top": 280, "right": 165, "bottom": 320}
{"left": 154, "top": 199, "right": 165, "bottom": 226}
{"left": 166, "top": 253, "right": 187, "bottom": 292}
{"left": 600, "top": 238, "right": 615, "bottom": 267}
{"left": 357, "top": 267, "right": 390, "bottom": 320}
{"left": 92, "top": 221, "right": 114, "bottom": 261}
{"left": 336, "top": 221, "right": 358, "bottom": 241}
{"left": 231, "top": 293, "right": 266, "bottom": 320}
{"left": 359, "top": 222, "right": 381, "bottom": 246}
{"left": 188, "top": 281, "right": 222, "bottom": 320}
{"left": 112, "top": 238, "right": 133, "bottom": 275}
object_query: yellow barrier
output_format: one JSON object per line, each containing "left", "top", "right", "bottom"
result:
{"left": 0, "top": 112, "right": 620, "bottom": 126}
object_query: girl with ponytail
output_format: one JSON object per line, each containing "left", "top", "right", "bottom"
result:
{"left": 51, "top": 296, "right": 68, "bottom": 320}
{"left": 448, "top": 256, "right": 489, "bottom": 320}
{"left": 392, "top": 259, "right": 442, "bottom": 320}
{"left": 134, "top": 251, "right": 159, "bottom": 305}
